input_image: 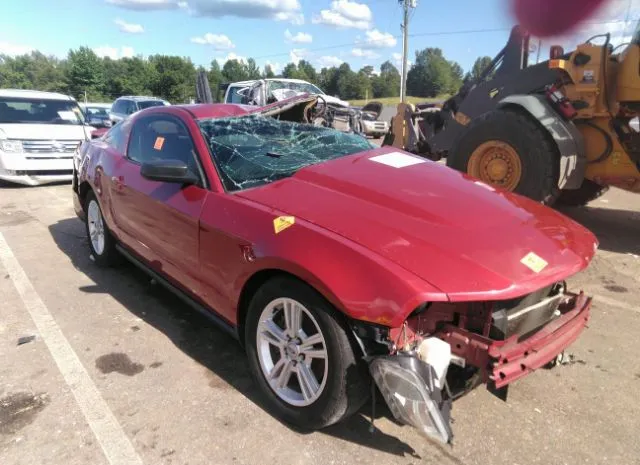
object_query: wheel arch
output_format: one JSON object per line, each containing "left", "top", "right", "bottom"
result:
{"left": 235, "top": 268, "right": 349, "bottom": 347}
{"left": 497, "top": 94, "right": 586, "bottom": 189}
{"left": 77, "top": 180, "right": 93, "bottom": 211}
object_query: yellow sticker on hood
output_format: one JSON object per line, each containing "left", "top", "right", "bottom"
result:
{"left": 520, "top": 252, "right": 548, "bottom": 273}
{"left": 273, "top": 216, "right": 295, "bottom": 234}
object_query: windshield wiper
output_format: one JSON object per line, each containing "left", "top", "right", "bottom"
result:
{"left": 265, "top": 152, "right": 284, "bottom": 158}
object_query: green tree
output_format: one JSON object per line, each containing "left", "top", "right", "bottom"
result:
{"left": 318, "top": 67, "right": 338, "bottom": 95}
{"left": 469, "top": 56, "right": 493, "bottom": 82}
{"left": 372, "top": 61, "right": 400, "bottom": 98}
{"left": 297, "top": 60, "right": 317, "bottom": 84}
{"left": 246, "top": 58, "right": 261, "bottom": 80}
{"left": 222, "top": 59, "right": 249, "bottom": 82}
{"left": 407, "top": 47, "right": 453, "bottom": 98}
{"left": 148, "top": 54, "right": 196, "bottom": 102}
{"left": 263, "top": 64, "right": 275, "bottom": 78}
{"left": 448, "top": 61, "right": 464, "bottom": 94}
{"left": 66, "top": 47, "right": 104, "bottom": 100}
{"left": 208, "top": 60, "right": 224, "bottom": 101}
{"left": 281, "top": 63, "right": 298, "bottom": 79}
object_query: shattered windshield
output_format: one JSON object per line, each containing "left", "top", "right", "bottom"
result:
{"left": 198, "top": 115, "right": 374, "bottom": 191}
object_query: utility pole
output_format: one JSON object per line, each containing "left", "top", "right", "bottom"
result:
{"left": 400, "top": 0, "right": 416, "bottom": 102}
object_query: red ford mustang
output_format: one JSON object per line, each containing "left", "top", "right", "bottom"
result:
{"left": 72, "top": 96, "right": 597, "bottom": 443}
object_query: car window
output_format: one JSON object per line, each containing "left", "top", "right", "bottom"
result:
{"left": 124, "top": 100, "right": 137, "bottom": 115}
{"left": 226, "top": 87, "right": 245, "bottom": 104}
{"left": 127, "top": 115, "right": 201, "bottom": 180}
{"left": 111, "top": 100, "right": 124, "bottom": 114}
{"left": 0, "top": 97, "right": 85, "bottom": 125}
{"left": 138, "top": 100, "right": 166, "bottom": 110}
{"left": 198, "top": 115, "right": 374, "bottom": 191}
{"left": 103, "top": 121, "right": 128, "bottom": 153}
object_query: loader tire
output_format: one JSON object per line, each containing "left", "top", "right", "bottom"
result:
{"left": 556, "top": 179, "right": 609, "bottom": 206}
{"left": 447, "top": 108, "right": 560, "bottom": 204}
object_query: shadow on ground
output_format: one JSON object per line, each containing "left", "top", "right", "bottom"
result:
{"left": 556, "top": 205, "right": 640, "bottom": 256}
{"left": 48, "top": 216, "right": 421, "bottom": 459}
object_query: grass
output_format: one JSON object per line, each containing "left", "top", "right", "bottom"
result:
{"left": 348, "top": 96, "right": 447, "bottom": 107}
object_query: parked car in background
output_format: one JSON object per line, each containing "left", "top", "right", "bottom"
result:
{"left": 73, "top": 95, "right": 596, "bottom": 444}
{"left": 81, "top": 102, "right": 112, "bottom": 129}
{"left": 224, "top": 78, "right": 350, "bottom": 109}
{"left": 355, "top": 101, "right": 389, "bottom": 138}
{"left": 109, "top": 96, "right": 170, "bottom": 125}
{"left": 0, "top": 89, "right": 94, "bottom": 186}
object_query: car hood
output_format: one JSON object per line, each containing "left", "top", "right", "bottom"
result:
{"left": 0, "top": 123, "right": 93, "bottom": 140}
{"left": 237, "top": 147, "right": 597, "bottom": 301}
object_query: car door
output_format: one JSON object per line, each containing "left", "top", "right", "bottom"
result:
{"left": 109, "top": 112, "right": 208, "bottom": 297}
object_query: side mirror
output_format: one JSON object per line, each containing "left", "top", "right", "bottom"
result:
{"left": 140, "top": 159, "right": 199, "bottom": 185}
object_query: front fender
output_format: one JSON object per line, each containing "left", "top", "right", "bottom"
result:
{"left": 498, "top": 95, "right": 586, "bottom": 189}
{"left": 235, "top": 222, "right": 448, "bottom": 328}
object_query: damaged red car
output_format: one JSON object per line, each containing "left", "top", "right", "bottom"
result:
{"left": 72, "top": 95, "right": 596, "bottom": 443}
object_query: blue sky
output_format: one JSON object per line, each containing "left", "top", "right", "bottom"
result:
{"left": 1, "top": 0, "right": 638, "bottom": 74}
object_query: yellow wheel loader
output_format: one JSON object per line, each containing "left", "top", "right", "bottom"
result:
{"left": 385, "top": 25, "right": 640, "bottom": 205}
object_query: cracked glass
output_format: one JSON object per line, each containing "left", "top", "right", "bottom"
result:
{"left": 198, "top": 115, "right": 374, "bottom": 191}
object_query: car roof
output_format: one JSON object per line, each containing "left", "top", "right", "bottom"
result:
{"left": 227, "top": 78, "right": 317, "bottom": 87}
{"left": 82, "top": 102, "right": 112, "bottom": 107}
{"left": 116, "top": 95, "right": 166, "bottom": 102}
{"left": 0, "top": 89, "right": 75, "bottom": 100}
{"left": 173, "top": 103, "right": 253, "bottom": 119}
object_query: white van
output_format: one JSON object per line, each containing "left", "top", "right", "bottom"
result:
{"left": 0, "top": 89, "right": 95, "bottom": 186}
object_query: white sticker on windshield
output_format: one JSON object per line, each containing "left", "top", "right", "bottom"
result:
{"left": 369, "top": 152, "right": 426, "bottom": 168}
{"left": 57, "top": 111, "right": 77, "bottom": 121}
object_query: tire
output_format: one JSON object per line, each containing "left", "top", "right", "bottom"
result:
{"left": 245, "top": 276, "right": 369, "bottom": 430}
{"left": 447, "top": 108, "right": 560, "bottom": 204}
{"left": 556, "top": 179, "right": 609, "bottom": 206}
{"left": 84, "top": 191, "right": 120, "bottom": 267}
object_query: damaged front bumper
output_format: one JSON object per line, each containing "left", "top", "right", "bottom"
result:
{"left": 366, "top": 292, "right": 591, "bottom": 444}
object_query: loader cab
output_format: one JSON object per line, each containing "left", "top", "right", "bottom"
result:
{"left": 616, "top": 20, "right": 640, "bottom": 106}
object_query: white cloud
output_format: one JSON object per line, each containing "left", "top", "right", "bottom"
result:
{"left": 215, "top": 52, "right": 247, "bottom": 66}
{"left": 360, "top": 29, "right": 397, "bottom": 48}
{"left": 312, "top": 0, "right": 371, "bottom": 30}
{"left": 114, "top": 18, "right": 144, "bottom": 33}
{"left": 93, "top": 45, "right": 135, "bottom": 59}
{"left": 106, "top": 0, "right": 183, "bottom": 10}
{"left": 264, "top": 60, "right": 282, "bottom": 74}
{"left": 351, "top": 48, "right": 379, "bottom": 59}
{"left": 107, "top": 0, "right": 304, "bottom": 23}
{"left": 285, "top": 29, "right": 312, "bottom": 44}
{"left": 316, "top": 55, "right": 343, "bottom": 68}
{"left": 543, "top": 0, "right": 640, "bottom": 49}
{"left": 289, "top": 48, "right": 309, "bottom": 65}
{"left": 0, "top": 41, "right": 34, "bottom": 56}
{"left": 190, "top": 0, "right": 303, "bottom": 24}
{"left": 190, "top": 33, "right": 235, "bottom": 50}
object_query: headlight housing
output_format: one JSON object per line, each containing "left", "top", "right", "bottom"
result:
{"left": 0, "top": 140, "right": 24, "bottom": 153}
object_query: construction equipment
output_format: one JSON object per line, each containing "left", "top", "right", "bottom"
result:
{"left": 386, "top": 24, "right": 640, "bottom": 205}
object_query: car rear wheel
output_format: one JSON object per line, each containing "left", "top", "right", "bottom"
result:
{"left": 245, "top": 276, "right": 369, "bottom": 430}
{"left": 85, "top": 191, "right": 120, "bottom": 267}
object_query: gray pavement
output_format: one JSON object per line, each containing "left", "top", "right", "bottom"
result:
{"left": 1, "top": 181, "right": 639, "bottom": 465}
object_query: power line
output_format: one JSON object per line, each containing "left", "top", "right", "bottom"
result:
{"left": 251, "top": 18, "right": 639, "bottom": 61}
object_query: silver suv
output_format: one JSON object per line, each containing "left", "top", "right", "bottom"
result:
{"left": 109, "top": 96, "right": 170, "bottom": 124}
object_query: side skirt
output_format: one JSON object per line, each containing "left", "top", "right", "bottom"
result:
{"left": 115, "top": 244, "right": 239, "bottom": 341}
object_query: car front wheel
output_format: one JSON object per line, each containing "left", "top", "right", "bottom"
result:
{"left": 245, "top": 276, "right": 369, "bottom": 430}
